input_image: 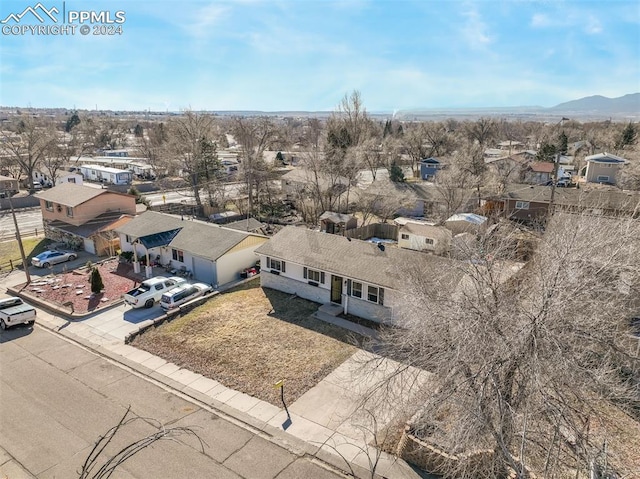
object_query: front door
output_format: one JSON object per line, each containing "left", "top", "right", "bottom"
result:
{"left": 331, "top": 275, "right": 343, "bottom": 304}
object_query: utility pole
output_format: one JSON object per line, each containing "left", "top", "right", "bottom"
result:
{"left": 547, "top": 117, "right": 570, "bottom": 224}
{"left": 6, "top": 192, "right": 31, "bottom": 284}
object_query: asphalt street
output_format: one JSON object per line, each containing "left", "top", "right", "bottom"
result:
{"left": 0, "top": 326, "right": 345, "bottom": 479}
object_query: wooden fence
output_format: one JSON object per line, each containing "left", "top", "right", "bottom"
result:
{"left": 344, "top": 223, "right": 398, "bottom": 241}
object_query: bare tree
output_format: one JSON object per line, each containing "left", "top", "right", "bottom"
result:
{"left": 1, "top": 116, "right": 56, "bottom": 193}
{"left": 166, "top": 111, "right": 218, "bottom": 211}
{"left": 373, "top": 210, "right": 640, "bottom": 478}
{"left": 232, "top": 117, "right": 276, "bottom": 217}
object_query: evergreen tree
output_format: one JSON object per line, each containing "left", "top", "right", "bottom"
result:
{"left": 536, "top": 142, "right": 558, "bottom": 162}
{"left": 558, "top": 130, "right": 568, "bottom": 154}
{"left": 617, "top": 122, "right": 637, "bottom": 148}
{"left": 89, "top": 267, "right": 104, "bottom": 294}
{"left": 133, "top": 124, "right": 144, "bottom": 137}
{"left": 65, "top": 112, "right": 80, "bottom": 133}
{"left": 389, "top": 162, "right": 405, "bottom": 182}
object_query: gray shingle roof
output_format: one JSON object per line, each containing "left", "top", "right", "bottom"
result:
{"left": 116, "top": 211, "right": 257, "bottom": 261}
{"left": 34, "top": 183, "right": 111, "bottom": 207}
{"left": 224, "top": 217, "right": 264, "bottom": 232}
{"left": 255, "top": 226, "right": 459, "bottom": 290}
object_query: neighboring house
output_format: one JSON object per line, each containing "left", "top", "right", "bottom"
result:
{"left": 483, "top": 184, "right": 640, "bottom": 222}
{"left": 522, "top": 162, "right": 554, "bottom": 185}
{"left": 80, "top": 164, "right": 133, "bottom": 185}
{"left": 485, "top": 155, "right": 528, "bottom": 184}
{"left": 55, "top": 172, "right": 83, "bottom": 186}
{"left": 281, "top": 167, "right": 349, "bottom": 199}
{"left": 117, "top": 211, "right": 268, "bottom": 286}
{"left": 497, "top": 140, "right": 523, "bottom": 153}
{"left": 319, "top": 211, "right": 357, "bottom": 234}
{"left": 35, "top": 183, "right": 136, "bottom": 254}
{"left": 361, "top": 179, "right": 476, "bottom": 219}
{"left": 419, "top": 158, "right": 442, "bottom": 181}
{"left": 396, "top": 221, "right": 451, "bottom": 255}
{"left": 0, "top": 175, "right": 19, "bottom": 197}
{"left": 482, "top": 185, "right": 560, "bottom": 222}
{"left": 584, "top": 153, "right": 627, "bottom": 185}
{"left": 444, "top": 213, "right": 488, "bottom": 235}
{"left": 224, "top": 217, "right": 265, "bottom": 234}
{"left": 255, "top": 226, "right": 461, "bottom": 323}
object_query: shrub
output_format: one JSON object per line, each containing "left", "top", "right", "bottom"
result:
{"left": 89, "top": 267, "right": 104, "bottom": 294}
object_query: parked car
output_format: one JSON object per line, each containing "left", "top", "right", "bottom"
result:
{"left": 159, "top": 282, "right": 213, "bottom": 310}
{"left": 556, "top": 178, "right": 572, "bottom": 187}
{"left": 31, "top": 250, "right": 77, "bottom": 268}
{"left": 0, "top": 297, "right": 36, "bottom": 330}
{"left": 123, "top": 276, "right": 187, "bottom": 309}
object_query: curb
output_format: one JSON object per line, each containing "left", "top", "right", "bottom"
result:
{"left": 32, "top": 318, "right": 372, "bottom": 479}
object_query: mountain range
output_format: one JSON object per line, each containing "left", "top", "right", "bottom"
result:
{"left": 548, "top": 93, "right": 639, "bottom": 114}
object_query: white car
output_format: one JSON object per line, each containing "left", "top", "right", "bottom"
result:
{"left": 31, "top": 250, "right": 77, "bottom": 268}
{"left": 159, "top": 283, "right": 213, "bottom": 310}
{"left": 123, "top": 276, "right": 187, "bottom": 309}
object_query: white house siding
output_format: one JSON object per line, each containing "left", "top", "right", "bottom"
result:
{"left": 216, "top": 245, "right": 264, "bottom": 286}
{"left": 261, "top": 270, "right": 330, "bottom": 305}
{"left": 345, "top": 295, "right": 392, "bottom": 323}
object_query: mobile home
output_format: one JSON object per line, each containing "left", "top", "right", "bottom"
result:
{"left": 80, "top": 164, "right": 132, "bottom": 185}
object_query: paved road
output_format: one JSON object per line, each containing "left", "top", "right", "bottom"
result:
{"left": 0, "top": 326, "right": 344, "bottom": 479}
{"left": 0, "top": 209, "right": 43, "bottom": 241}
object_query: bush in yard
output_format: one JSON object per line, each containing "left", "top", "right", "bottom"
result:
{"left": 89, "top": 266, "right": 104, "bottom": 294}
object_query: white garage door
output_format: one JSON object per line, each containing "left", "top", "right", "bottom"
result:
{"left": 83, "top": 238, "right": 96, "bottom": 254}
{"left": 192, "top": 256, "right": 216, "bottom": 286}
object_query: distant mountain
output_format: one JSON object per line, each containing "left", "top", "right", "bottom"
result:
{"left": 548, "top": 93, "right": 640, "bottom": 114}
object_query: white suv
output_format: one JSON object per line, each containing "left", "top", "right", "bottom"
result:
{"left": 123, "top": 276, "right": 187, "bottom": 309}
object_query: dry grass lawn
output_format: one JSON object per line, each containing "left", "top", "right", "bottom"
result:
{"left": 132, "top": 280, "right": 360, "bottom": 405}
{"left": 0, "top": 237, "right": 49, "bottom": 268}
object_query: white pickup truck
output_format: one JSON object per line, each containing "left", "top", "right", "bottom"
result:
{"left": 0, "top": 297, "right": 37, "bottom": 330}
{"left": 123, "top": 276, "right": 187, "bottom": 309}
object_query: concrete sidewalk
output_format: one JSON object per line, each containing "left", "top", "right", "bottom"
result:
{"left": 1, "top": 270, "right": 430, "bottom": 479}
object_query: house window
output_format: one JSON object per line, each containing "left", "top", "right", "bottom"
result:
{"left": 303, "top": 267, "right": 325, "bottom": 284}
{"left": 45, "top": 200, "right": 53, "bottom": 211}
{"left": 352, "top": 281, "right": 362, "bottom": 298}
{"left": 172, "top": 249, "right": 184, "bottom": 262}
{"left": 401, "top": 234, "right": 409, "bottom": 240}
{"left": 425, "top": 238, "right": 434, "bottom": 245}
{"left": 266, "top": 257, "right": 286, "bottom": 272}
{"left": 125, "top": 235, "right": 132, "bottom": 244}
{"left": 597, "top": 175, "right": 610, "bottom": 182}
{"left": 66, "top": 206, "right": 73, "bottom": 217}
{"left": 68, "top": 177, "right": 76, "bottom": 184}
{"left": 515, "top": 201, "right": 530, "bottom": 210}
{"left": 367, "top": 286, "right": 385, "bottom": 305}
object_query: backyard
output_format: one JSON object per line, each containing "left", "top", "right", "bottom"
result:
{"left": 131, "top": 280, "right": 362, "bottom": 405}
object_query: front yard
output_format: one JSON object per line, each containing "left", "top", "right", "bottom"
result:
{"left": 131, "top": 280, "right": 360, "bottom": 405}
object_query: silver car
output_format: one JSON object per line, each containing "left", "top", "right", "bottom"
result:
{"left": 31, "top": 250, "right": 77, "bottom": 268}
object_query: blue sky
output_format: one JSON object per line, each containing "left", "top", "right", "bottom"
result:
{"left": 1, "top": 0, "right": 639, "bottom": 112}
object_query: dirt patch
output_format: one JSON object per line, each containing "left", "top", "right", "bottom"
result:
{"left": 20, "top": 259, "right": 138, "bottom": 314}
{"left": 131, "top": 280, "right": 360, "bottom": 405}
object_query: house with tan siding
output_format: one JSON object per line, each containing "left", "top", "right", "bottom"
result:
{"left": 35, "top": 183, "right": 136, "bottom": 254}
{"left": 116, "top": 211, "right": 268, "bottom": 287}
{"left": 584, "top": 153, "right": 627, "bottom": 185}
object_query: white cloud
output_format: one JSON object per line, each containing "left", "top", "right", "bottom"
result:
{"left": 531, "top": 13, "right": 551, "bottom": 28}
{"left": 585, "top": 15, "right": 602, "bottom": 34}
{"left": 461, "top": 3, "right": 492, "bottom": 49}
